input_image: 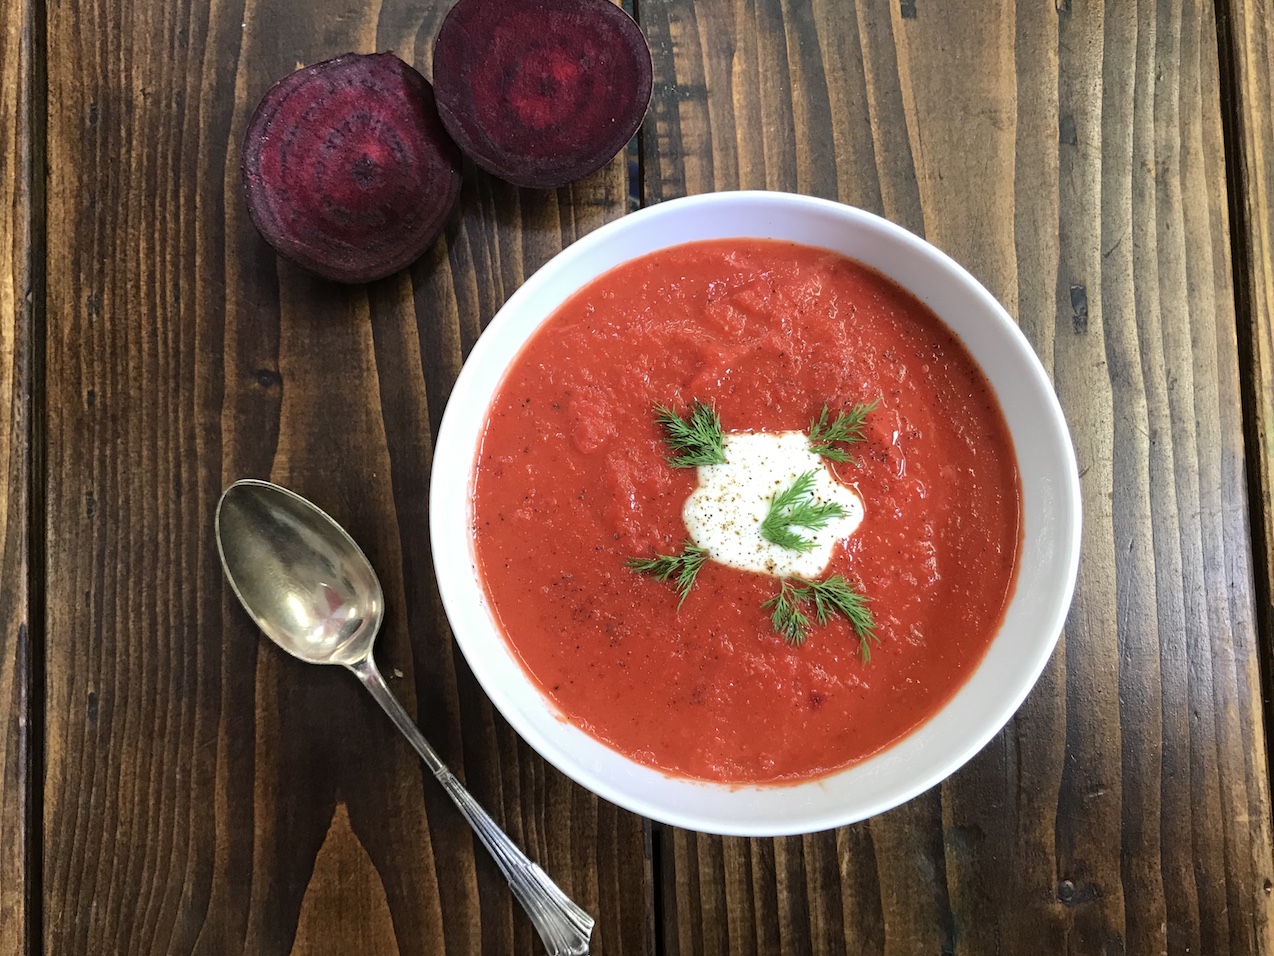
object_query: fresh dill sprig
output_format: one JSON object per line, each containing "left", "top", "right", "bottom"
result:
{"left": 627, "top": 542, "right": 710, "bottom": 608}
{"left": 763, "top": 575, "right": 877, "bottom": 659}
{"left": 763, "top": 580, "right": 811, "bottom": 646}
{"left": 654, "top": 401, "right": 726, "bottom": 467}
{"left": 806, "top": 576, "right": 877, "bottom": 662}
{"left": 759, "top": 470, "right": 847, "bottom": 552}
{"left": 809, "top": 401, "right": 879, "bottom": 462}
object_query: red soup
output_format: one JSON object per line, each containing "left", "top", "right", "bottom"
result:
{"left": 472, "top": 239, "right": 1021, "bottom": 783}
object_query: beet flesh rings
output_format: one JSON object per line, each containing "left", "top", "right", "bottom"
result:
{"left": 433, "top": 0, "right": 653, "bottom": 190}
{"left": 242, "top": 53, "right": 463, "bottom": 284}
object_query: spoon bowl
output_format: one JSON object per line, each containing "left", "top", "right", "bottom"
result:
{"left": 216, "top": 480, "right": 382, "bottom": 665}
{"left": 215, "top": 479, "right": 594, "bottom": 956}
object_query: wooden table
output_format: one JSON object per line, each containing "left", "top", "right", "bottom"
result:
{"left": 5, "top": 0, "right": 1274, "bottom": 952}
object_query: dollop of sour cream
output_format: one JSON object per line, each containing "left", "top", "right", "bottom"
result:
{"left": 682, "top": 431, "right": 865, "bottom": 579}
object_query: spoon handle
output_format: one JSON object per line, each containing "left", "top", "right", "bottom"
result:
{"left": 349, "top": 656, "right": 595, "bottom": 956}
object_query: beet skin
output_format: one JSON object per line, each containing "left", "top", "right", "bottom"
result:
{"left": 241, "top": 53, "right": 463, "bottom": 284}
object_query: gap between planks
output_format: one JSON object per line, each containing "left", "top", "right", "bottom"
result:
{"left": 24, "top": 0, "right": 48, "bottom": 945}
{"left": 1214, "top": 0, "right": 1274, "bottom": 824}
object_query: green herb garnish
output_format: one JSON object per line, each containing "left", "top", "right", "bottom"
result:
{"left": 655, "top": 401, "right": 726, "bottom": 467}
{"left": 762, "top": 575, "right": 877, "bottom": 659}
{"left": 760, "top": 470, "right": 847, "bottom": 552}
{"left": 627, "top": 542, "right": 710, "bottom": 608}
{"left": 763, "top": 580, "right": 812, "bottom": 645}
{"left": 809, "top": 401, "right": 878, "bottom": 462}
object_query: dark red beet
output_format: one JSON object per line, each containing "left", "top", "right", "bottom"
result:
{"left": 241, "top": 53, "right": 462, "bottom": 284}
{"left": 432, "top": 0, "right": 653, "bottom": 190}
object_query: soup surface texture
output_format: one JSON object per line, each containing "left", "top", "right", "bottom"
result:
{"left": 472, "top": 239, "right": 1020, "bottom": 783}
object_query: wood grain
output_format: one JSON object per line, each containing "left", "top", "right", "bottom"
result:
{"left": 41, "top": 1, "right": 650, "bottom": 953}
{"left": 1, "top": 0, "right": 35, "bottom": 948}
{"left": 1221, "top": 0, "right": 1274, "bottom": 735}
{"left": 643, "top": 0, "right": 1274, "bottom": 952}
{"left": 0, "top": 0, "right": 36, "bottom": 953}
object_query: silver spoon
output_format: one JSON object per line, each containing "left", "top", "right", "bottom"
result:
{"left": 215, "top": 478, "right": 594, "bottom": 956}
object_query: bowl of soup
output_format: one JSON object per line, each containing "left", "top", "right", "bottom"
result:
{"left": 430, "top": 191, "right": 1080, "bottom": 836}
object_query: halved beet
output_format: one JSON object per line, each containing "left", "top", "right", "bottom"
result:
{"left": 241, "top": 53, "right": 463, "bottom": 283}
{"left": 432, "top": 0, "right": 653, "bottom": 190}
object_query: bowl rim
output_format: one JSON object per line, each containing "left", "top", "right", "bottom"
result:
{"left": 431, "top": 190, "right": 1082, "bottom": 835}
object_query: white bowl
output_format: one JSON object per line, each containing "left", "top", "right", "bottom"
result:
{"left": 430, "top": 191, "right": 1080, "bottom": 836}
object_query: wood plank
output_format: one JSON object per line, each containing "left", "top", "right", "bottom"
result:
{"left": 41, "top": 1, "right": 650, "bottom": 952}
{"left": 642, "top": 0, "right": 1274, "bottom": 951}
{"left": 1221, "top": 0, "right": 1274, "bottom": 739}
{"left": 1, "top": 0, "right": 35, "bottom": 948}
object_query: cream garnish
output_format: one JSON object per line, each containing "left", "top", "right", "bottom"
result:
{"left": 682, "top": 430, "right": 864, "bottom": 578}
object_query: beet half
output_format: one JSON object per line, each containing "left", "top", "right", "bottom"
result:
{"left": 433, "top": 0, "right": 653, "bottom": 190}
{"left": 242, "top": 53, "right": 463, "bottom": 284}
